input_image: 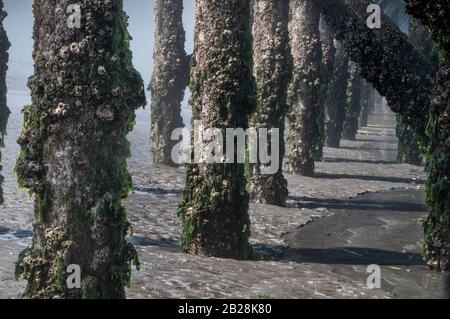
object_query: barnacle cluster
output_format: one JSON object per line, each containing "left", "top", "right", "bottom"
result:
{"left": 15, "top": 0, "right": 145, "bottom": 298}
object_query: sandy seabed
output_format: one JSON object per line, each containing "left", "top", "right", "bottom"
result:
{"left": 2, "top": 103, "right": 444, "bottom": 299}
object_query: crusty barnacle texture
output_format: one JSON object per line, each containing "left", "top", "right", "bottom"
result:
{"left": 287, "top": 0, "right": 322, "bottom": 177}
{"left": 0, "top": 0, "right": 9, "bottom": 205}
{"left": 405, "top": 0, "right": 450, "bottom": 271}
{"left": 396, "top": 114, "right": 423, "bottom": 165}
{"left": 178, "top": 0, "right": 254, "bottom": 260}
{"left": 149, "top": 0, "right": 189, "bottom": 166}
{"left": 248, "top": 0, "right": 290, "bottom": 206}
{"left": 15, "top": 0, "right": 146, "bottom": 298}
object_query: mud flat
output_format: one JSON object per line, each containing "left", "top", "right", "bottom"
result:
{"left": 286, "top": 189, "right": 449, "bottom": 299}
{"left": 0, "top": 99, "right": 429, "bottom": 298}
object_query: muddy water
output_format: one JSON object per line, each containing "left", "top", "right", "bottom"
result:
{"left": 285, "top": 189, "right": 449, "bottom": 298}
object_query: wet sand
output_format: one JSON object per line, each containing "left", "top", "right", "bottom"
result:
{"left": 0, "top": 100, "right": 435, "bottom": 298}
{"left": 286, "top": 189, "right": 448, "bottom": 298}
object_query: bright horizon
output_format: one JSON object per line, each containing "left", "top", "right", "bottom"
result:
{"left": 3, "top": 0, "right": 196, "bottom": 88}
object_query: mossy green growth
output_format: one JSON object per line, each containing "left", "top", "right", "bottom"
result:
{"left": 15, "top": 228, "right": 73, "bottom": 298}
{"left": 405, "top": 0, "right": 450, "bottom": 271}
{"left": 178, "top": 5, "right": 255, "bottom": 259}
{"left": 15, "top": 1, "right": 145, "bottom": 298}
{"left": 37, "top": 183, "right": 52, "bottom": 222}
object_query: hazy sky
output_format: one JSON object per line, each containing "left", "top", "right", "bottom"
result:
{"left": 3, "top": 0, "right": 196, "bottom": 85}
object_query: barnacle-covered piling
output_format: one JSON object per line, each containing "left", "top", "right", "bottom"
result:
{"left": 325, "top": 41, "right": 349, "bottom": 148}
{"left": 287, "top": 0, "right": 322, "bottom": 176}
{"left": 316, "top": 0, "right": 434, "bottom": 140}
{"left": 343, "top": 63, "right": 363, "bottom": 141}
{"left": 359, "top": 80, "right": 371, "bottom": 128}
{"left": 178, "top": 0, "right": 254, "bottom": 259}
{"left": 396, "top": 18, "right": 438, "bottom": 165}
{"left": 396, "top": 115, "right": 422, "bottom": 165}
{"left": 319, "top": 17, "right": 337, "bottom": 150}
{"left": 248, "top": 0, "right": 290, "bottom": 206}
{"left": 0, "top": 0, "right": 9, "bottom": 205}
{"left": 405, "top": 0, "right": 450, "bottom": 271}
{"left": 15, "top": 0, "right": 146, "bottom": 298}
{"left": 149, "top": 0, "right": 189, "bottom": 166}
